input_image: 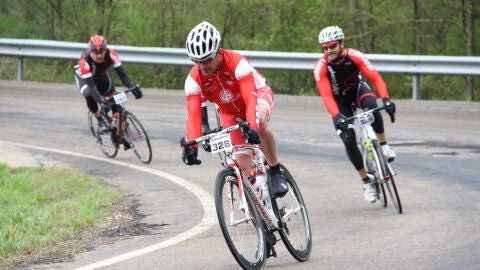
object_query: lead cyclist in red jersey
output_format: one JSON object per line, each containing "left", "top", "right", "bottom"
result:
{"left": 180, "top": 21, "right": 288, "bottom": 198}
{"left": 313, "top": 26, "right": 397, "bottom": 203}
{"left": 74, "top": 34, "right": 143, "bottom": 132}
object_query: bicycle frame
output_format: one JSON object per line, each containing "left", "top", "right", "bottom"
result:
{"left": 225, "top": 145, "right": 280, "bottom": 230}
{"left": 103, "top": 93, "right": 127, "bottom": 144}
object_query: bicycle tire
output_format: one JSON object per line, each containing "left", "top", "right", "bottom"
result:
{"left": 384, "top": 163, "right": 403, "bottom": 214}
{"left": 273, "top": 164, "right": 312, "bottom": 262}
{"left": 123, "top": 111, "right": 152, "bottom": 164}
{"left": 88, "top": 111, "right": 118, "bottom": 158}
{"left": 373, "top": 141, "right": 402, "bottom": 214}
{"left": 364, "top": 142, "right": 387, "bottom": 207}
{"left": 214, "top": 169, "right": 266, "bottom": 270}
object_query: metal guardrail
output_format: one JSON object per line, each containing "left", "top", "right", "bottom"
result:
{"left": 1, "top": 38, "right": 480, "bottom": 100}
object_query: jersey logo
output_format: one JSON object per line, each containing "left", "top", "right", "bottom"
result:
{"left": 219, "top": 89, "right": 233, "bottom": 103}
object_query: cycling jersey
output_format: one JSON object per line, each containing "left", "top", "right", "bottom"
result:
{"left": 77, "top": 49, "right": 120, "bottom": 77}
{"left": 313, "top": 48, "right": 390, "bottom": 117}
{"left": 185, "top": 48, "right": 269, "bottom": 143}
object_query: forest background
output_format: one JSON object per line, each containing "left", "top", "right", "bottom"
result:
{"left": 0, "top": 0, "right": 478, "bottom": 101}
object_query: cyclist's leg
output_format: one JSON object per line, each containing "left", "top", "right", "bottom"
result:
{"left": 335, "top": 102, "right": 363, "bottom": 173}
{"left": 358, "top": 85, "right": 385, "bottom": 139}
{"left": 257, "top": 87, "right": 288, "bottom": 197}
{"left": 76, "top": 73, "right": 100, "bottom": 115}
{"left": 358, "top": 83, "right": 395, "bottom": 161}
{"left": 219, "top": 113, "right": 251, "bottom": 177}
{"left": 256, "top": 86, "right": 279, "bottom": 167}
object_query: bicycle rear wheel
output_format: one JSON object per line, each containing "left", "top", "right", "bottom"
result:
{"left": 88, "top": 111, "right": 118, "bottom": 158}
{"left": 214, "top": 169, "right": 266, "bottom": 270}
{"left": 123, "top": 111, "right": 152, "bottom": 164}
{"left": 273, "top": 164, "right": 312, "bottom": 262}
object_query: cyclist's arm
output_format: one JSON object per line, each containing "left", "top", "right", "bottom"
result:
{"left": 185, "top": 76, "right": 203, "bottom": 145}
{"left": 114, "top": 65, "right": 134, "bottom": 89}
{"left": 238, "top": 75, "right": 259, "bottom": 131}
{"left": 109, "top": 49, "right": 134, "bottom": 88}
{"left": 313, "top": 58, "right": 340, "bottom": 117}
{"left": 348, "top": 48, "right": 390, "bottom": 99}
{"left": 76, "top": 58, "right": 104, "bottom": 103}
{"left": 236, "top": 59, "right": 260, "bottom": 131}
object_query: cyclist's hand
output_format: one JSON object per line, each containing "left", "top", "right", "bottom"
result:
{"left": 382, "top": 98, "right": 396, "bottom": 123}
{"left": 131, "top": 84, "right": 143, "bottom": 99}
{"left": 333, "top": 113, "right": 348, "bottom": 132}
{"left": 180, "top": 137, "right": 201, "bottom": 165}
{"left": 200, "top": 128, "right": 212, "bottom": 152}
{"left": 245, "top": 128, "right": 261, "bottom": 145}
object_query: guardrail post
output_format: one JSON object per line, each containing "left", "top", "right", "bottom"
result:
{"left": 412, "top": 74, "right": 420, "bottom": 101}
{"left": 17, "top": 56, "right": 24, "bottom": 81}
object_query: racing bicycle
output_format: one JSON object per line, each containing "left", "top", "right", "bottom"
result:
{"left": 181, "top": 119, "right": 311, "bottom": 269}
{"left": 346, "top": 106, "right": 402, "bottom": 214}
{"left": 88, "top": 87, "right": 152, "bottom": 164}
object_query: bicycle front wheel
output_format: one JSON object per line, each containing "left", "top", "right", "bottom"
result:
{"left": 214, "top": 169, "right": 266, "bottom": 270}
{"left": 364, "top": 143, "right": 387, "bottom": 207}
{"left": 384, "top": 163, "right": 403, "bottom": 214}
{"left": 123, "top": 111, "right": 152, "bottom": 164}
{"left": 372, "top": 141, "right": 402, "bottom": 214}
{"left": 88, "top": 111, "right": 118, "bottom": 158}
{"left": 273, "top": 164, "right": 312, "bottom": 262}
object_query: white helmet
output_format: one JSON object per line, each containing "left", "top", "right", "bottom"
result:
{"left": 318, "top": 26, "right": 345, "bottom": 44}
{"left": 186, "top": 21, "right": 221, "bottom": 62}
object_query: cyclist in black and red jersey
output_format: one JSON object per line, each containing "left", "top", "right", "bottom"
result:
{"left": 74, "top": 34, "right": 143, "bottom": 132}
{"left": 313, "top": 26, "right": 396, "bottom": 203}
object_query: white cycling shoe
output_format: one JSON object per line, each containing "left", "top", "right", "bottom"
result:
{"left": 382, "top": 144, "right": 396, "bottom": 162}
{"left": 363, "top": 179, "right": 377, "bottom": 203}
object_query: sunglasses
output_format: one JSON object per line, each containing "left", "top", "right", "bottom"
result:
{"left": 193, "top": 54, "right": 217, "bottom": 64}
{"left": 322, "top": 41, "right": 339, "bottom": 51}
{"left": 92, "top": 49, "right": 106, "bottom": 54}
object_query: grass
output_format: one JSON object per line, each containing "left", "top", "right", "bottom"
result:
{"left": 0, "top": 163, "right": 122, "bottom": 267}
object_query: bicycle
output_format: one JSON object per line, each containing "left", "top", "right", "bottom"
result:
{"left": 181, "top": 119, "right": 311, "bottom": 269}
{"left": 346, "top": 106, "right": 402, "bottom": 214}
{"left": 88, "top": 87, "right": 152, "bottom": 164}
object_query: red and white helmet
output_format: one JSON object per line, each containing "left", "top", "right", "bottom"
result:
{"left": 318, "top": 26, "right": 345, "bottom": 44}
{"left": 88, "top": 34, "right": 107, "bottom": 51}
{"left": 185, "top": 21, "right": 221, "bottom": 62}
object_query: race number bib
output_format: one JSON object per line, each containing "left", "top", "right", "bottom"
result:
{"left": 113, "top": 92, "right": 128, "bottom": 104}
{"left": 210, "top": 133, "right": 233, "bottom": 154}
{"left": 358, "top": 112, "right": 374, "bottom": 127}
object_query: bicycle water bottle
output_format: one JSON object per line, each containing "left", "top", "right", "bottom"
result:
{"left": 254, "top": 154, "right": 271, "bottom": 208}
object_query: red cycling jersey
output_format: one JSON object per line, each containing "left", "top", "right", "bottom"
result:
{"left": 313, "top": 48, "right": 390, "bottom": 117}
{"left": 185, "top": 48, "right": 267, "bottom": 142}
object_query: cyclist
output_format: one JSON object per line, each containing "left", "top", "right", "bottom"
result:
{"left": 74, "top": 34, "right": 143, "bottom": 133}
{"left": 180, "top": 21, "right": 288, "bottom": 198}
{"left": 313, "top": 25, "right": 396, "bottom": 203}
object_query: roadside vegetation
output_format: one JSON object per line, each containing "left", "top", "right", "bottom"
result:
{"left": 0, "top": 163, "right": 122, "bottom": 268}
{"left": 0, "top": 0, "right": 478, "bottom": 100}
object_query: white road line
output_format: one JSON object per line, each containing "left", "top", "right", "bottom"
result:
{"left": 0, "top": 141, "right": 217, "bottom": 269}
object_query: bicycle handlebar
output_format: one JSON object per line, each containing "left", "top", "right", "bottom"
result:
{"left": 182, "top": 118, "right": 250, "bottom": 147}
{"left": 101, "top": 85, "right": 141, "bottom": 108}
{"left": 346, "top": 105, "right": 395, "bottom": 123}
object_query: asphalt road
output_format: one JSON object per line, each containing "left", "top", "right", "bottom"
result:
{"left": 1, "top": 80, "right": 479, "bottom": 270}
